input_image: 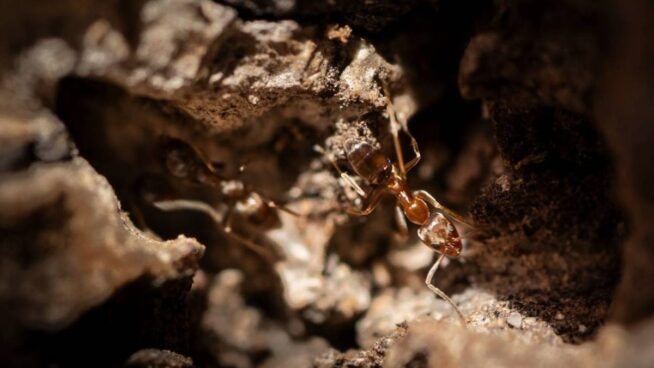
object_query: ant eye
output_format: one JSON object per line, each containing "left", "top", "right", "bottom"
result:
{"left": 166, "top": 150, "right": 191, "bottom": 178}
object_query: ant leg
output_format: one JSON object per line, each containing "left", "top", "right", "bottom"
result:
{"left": 413, "top": 190, "right": 474, "bottom": 227}
{"left": 153, "top": 199, "right": 276, "bottom": 262}
{"left": 426, "top": 253, "right": 467, "bottom": 326}
{"left": 235, "top": 162, "right": 307, "bottom": 218}
{"left": 340, "top": 171, "right": 367, "bottom": 197}
{"left": 257, "top": 192, "right": 313, "bottom": 218}
{"left": 340, "top": 171, "right": 367, "bottom": 198}
{"left": 154, "top": 199, "right": 224, "bottom": 223}
{"left": 393, "top": 205, "right": 409, "bottom": 241}
{"left": 403, "top": 128, "right": 421, "bottom": 173}
{"left": 383, "top": 84, "right": 421, "bottom": 176}
{"left": 314, "top": 144, "right": 366, "bottom": 197}
{"left": 222, "top": 208, "right": 277, "bottom": 262}
{"left": 265, "top": 199, "right": 305, "bottom": 217}
{"left": 384, "top": 85, "right": 408, "bottom": 177}
{"left": 346, "top": 187, "right": 385, "bottom": 216}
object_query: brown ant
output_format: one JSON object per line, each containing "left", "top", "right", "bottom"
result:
{"left": 149, "top": 138, "right": 300, "bottom": 262}
{"left": 317, "top": 89, "right": 472, "bottom": 325}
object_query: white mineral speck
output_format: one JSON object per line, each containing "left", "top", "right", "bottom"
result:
{"left": 507, "top": 312, "right": 523, "bottom": 328}
{"left": 248, "top": 95, "right": 260, "bottom": 105}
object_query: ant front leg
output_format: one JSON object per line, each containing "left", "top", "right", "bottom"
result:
{"left": 346, "top": 186, "right": 385, "bottom": 216}
{"left": 426, "top": 253, "right": 467, "bottom": 326}
{"left": 222, "top": 207, "right": 277, "bottom": 263}
{"left": 383, "top": 84, "right": 421, "bottom": 176}
{"left": 403, "top": 129, "right": 421, "bottom": 173}
{"left": 314, "top": 144, "right": 367, "bottom": 197}
{"left": 256, "top": 192, "right": 306, "bottom": 218}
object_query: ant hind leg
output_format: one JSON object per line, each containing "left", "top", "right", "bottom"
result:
{"left": 346, "top": 187, "right": 385, "bottom": 216}
{"left": 426, "top": 253, "right": 467, "bottom": 327}
{"left": 222, "top": 208, "right": 277, "bottom": 262}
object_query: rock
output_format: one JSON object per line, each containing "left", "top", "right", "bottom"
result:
{"left": 73, "top": 0, "right": 406, "bottom": 134}
{"left": 507, "top": 312, "right": 523, "bottom": 329}
{"left": 199, "top": 269, "right": 330, "bottom": 368}
{"left": 596, "top": 0, "right": 654, "bottom": 325}
{"left": 0, "top": 159, "right": 204, "bottom": 366}
{"left": 0, "top": 159, "right": 203, "bottom": 330}
{"left": 220, "top": 0, "right": 421, "bottom": 32}
{"left": 460, "top": 0, "right": 623, "bottom": 342}
{"left": 125, "top": 349, "right": 194, "bottom": 368}
{"left": 314, "top": 323, "right": 409, "bottom": 368}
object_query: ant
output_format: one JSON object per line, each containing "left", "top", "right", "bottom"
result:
{"left": 149, "top": 138, "right": 300, "bottom": 262}
{"left": 317, "top": 88, "right": 473, "bottom": 325}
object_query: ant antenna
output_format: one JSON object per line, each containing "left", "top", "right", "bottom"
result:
{"left": 153, "top": 199, "right": 277, "bottom": 262}
{"left": 383, "top": 84, "right": 407, "bottom": 177}
{"left": 382, "top": 83, "right": 421, "bottom": 179}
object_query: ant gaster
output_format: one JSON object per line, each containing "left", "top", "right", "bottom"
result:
{"left": 319, "top": 89, "right": 472, "bottom": 325}
{"left": 151, "top": 138, "right": 298, "bottom": 262}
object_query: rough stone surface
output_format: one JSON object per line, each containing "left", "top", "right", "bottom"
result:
{"left": 126, "top": 349, "right": 195, "bottom": 368}
{"left": 596, "top": 0, "right": 654, "bottom": 326}
{"left": 459, "top": 0, "right": 623, "bottom": 342}
{"left": 220, "top": 0, "right": 421, "bottom": 33}
{"left": 0, "top": 159, "right": 203, "bottom": 330}
{"left": 74, "top": 0, "right": 406, "bottom": 133}
{"left": 199, "top": 269, "right": 330, "bottom": 368}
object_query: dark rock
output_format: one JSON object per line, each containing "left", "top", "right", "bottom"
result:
{"left": 126, "top": 349, "right": 194, "bottom": 368}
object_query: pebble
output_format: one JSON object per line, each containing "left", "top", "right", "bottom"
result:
{"left": 507, "top": 312, "right": 523, "bottom": 328}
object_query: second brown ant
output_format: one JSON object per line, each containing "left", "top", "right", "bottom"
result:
{"left": 150, "top": 138, "right": 300, "bottom": 262}
{"left": 317, "top": 90, "right": 473, "bottom": 325}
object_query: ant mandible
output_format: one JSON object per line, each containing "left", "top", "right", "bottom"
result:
{"left": 318, "top": 87, "right": 472, "bottom": 325}
{"left": 150, "top": 138, "right": 300, "bottom": 263}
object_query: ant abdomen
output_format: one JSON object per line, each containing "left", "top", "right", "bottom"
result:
{"left": 344, "top": 139, "right": 391, "bottom": 184}
{"left": 417, "top": 212, "right": 462, "bottom": 257}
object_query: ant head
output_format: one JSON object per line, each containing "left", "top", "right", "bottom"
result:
{"left": 417, "top": 212, "right": 462, "bottom": 257}
{"left": 163, "top": 139, "right": 198, "bottom": 179}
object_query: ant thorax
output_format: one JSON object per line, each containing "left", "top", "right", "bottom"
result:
{"left": 235, "top": 192, "right": 265, "bottom": 215}
{"left": 221, "top": 179, "right": 246, "bottom": 198}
